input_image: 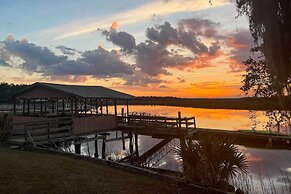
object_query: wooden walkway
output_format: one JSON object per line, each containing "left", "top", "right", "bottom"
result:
{"left": 118, "top": 114, "right": 291, "bottom": 150}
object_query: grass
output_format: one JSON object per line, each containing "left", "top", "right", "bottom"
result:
{"left": 0, "top": 146, "right": 177, "bottom": 194}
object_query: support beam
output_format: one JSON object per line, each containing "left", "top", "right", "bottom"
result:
{"left": 94, "top": 135, "right": 98, "bottom": 158}
{"left": 62, "top": 98, "right": 65, "bottom": 114}
{"left": 75, "top": 98, "right": 78, "bottom": 116}
{"left": 22, "top": 99, "right": 25, "bottom": 115}
{"left": 84, "top": 98, "right": 87, "bottom": 115}
{"left": 44, "top": 99, "right": 47, "bottom": 115}
{"left": 100, "top": 100, "right": 103, "bottom": 115}
{"left": 129, "top": 132, "right": 133, "bottom": 164}
{"left": 56, "top": 98, "right": 59, "bottom": 115}
{"left": 95, "top": 98, "right": 99, "bottom": 115}
{"left": 27, "top": 99, "right": 30, "bottom": 115}
{"left": 13, "top": 98, "right": 16, "bottom": 115}
{"left": 114, "top": 99, "right": 117, "bottom": 115}
{"left": 106, "top": 99, "right": 108, "bottom": 115}
{"left": 33, "top": 99, "right": 36, "bottom": 116}
{"left": 40, "top": 100, "right": 43, "bottom": 115}
{"left": 126, "top": 99, "right": 129, "bottom": 116}
{"left": 135, "top": 138, "right": 173, "bottom": 165}
{"left": 135, "top": 133, "right": 139, "bottom": 157}
{"left": 75, "top": 143, "right": 81, "bottom": 154}
{"left": 52, "top": 99, "right": 55, "bottom": 113}
{"left": 70, "top": 98, "right": 73, "bottom": 115}
{"left": 102, "top": 137, "right": 106, "bottom": 159}
{"left": 121, "top": 108, "right": 126, "bottom": 150}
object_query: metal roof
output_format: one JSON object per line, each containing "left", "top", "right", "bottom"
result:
{"left": 14, "top": 82, "right": 135, "bottom": 99}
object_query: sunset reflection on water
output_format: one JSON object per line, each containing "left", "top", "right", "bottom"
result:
{"left": 114, "top": 105, "right": 269, "bottom": 131}
{"left": 83, "top": 105, "right": 290, "bottom": 193}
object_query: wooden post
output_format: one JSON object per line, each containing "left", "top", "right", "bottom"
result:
{"left": 129, "top": 132, "right": 133, "bottom": 164}
{"left": 106, "top": 99, "right": 108, "bottom": 115}
{"left": 33, "top": 99, "right": 36, "bottom": 116}
{"left": 27, "top": 99, "right": 30, "bottom": 115}
{"left": 95, "top": 98, "right": 99, "bottom": 115}
{"left": 70, "top": 98, "right": 73, "bottom": 115}
{"left": 22, "top": 99, "right": 25, "bottom": 115}
{"left": 13, "top": 98, "right": 16, "bottom": 115}
{"left": 75, "top": 98, "right": 78, "bottom": 116}
{"left": 52, "top": 99, "right": 55, "bottom": 113}
{"left": 75, "top": 143, "right": 81, "bottom": 154}
{"left": 100, "top": 100, "right": 103, "bottom": 115}
{"left": 90, "top": 98, "right": 93, "bottom": 114}
{"left": 178, "top": 111, "right": 182, "bottom": 128}
{"left": 135, "top": 133, "right": 139, "bottom": 158}
{"left": 178, "top": 111, "right": 187, "bottom": 170}
{"left": 121, "top": 108, "right": 125, "bottom": 150}
{"left": 84, "top": 98, "right": 87, "bottom": 115}
{"left": 126, "top": 99, "right": 129, "bottom": 116}
{"left": 114, "top": 99, "right": 117, "bottom": 115}
{"left": 40, "top": 99, "right": 43, "bottom": 115}
{"left": 56, "top": 98, "right": 59, "bottom": 115}
{"left": 44, "top": 99, "right": 47, "bottom": 115}
{"left": 94, "top": 135, "right": 98, "bottom": 158}
{"left": 62, "top": 98, "right": 65, "bottom": 114}
{"left": 102, "top": 137, "right": 106, "bottom": 159}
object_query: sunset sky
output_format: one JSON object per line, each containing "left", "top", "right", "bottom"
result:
{"left": 0, "top": 0, "right": 254, "bottom": 98}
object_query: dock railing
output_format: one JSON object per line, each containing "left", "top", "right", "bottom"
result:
{"left": 7, "top": 117, "right": 72, "bottom": 147}
{"left": 118, "top": 112, "right": 196, "bottom": 131}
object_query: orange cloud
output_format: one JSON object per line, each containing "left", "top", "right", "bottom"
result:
{"left": 182, "top": 51, "right": 224, "bottom": 71}
{"left": 111, "top": 21, "right": 119, "bottom": 30}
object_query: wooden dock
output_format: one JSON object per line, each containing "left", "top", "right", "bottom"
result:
{"left": 4, "top": 110, "right": 291, "bottom": 169}
{"left": 118, "top": 113, "right": 291, "bottom": 150}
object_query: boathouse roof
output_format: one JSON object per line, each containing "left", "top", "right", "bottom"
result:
{"left": 12, "top": 82, "right": 134, "bottom": 99}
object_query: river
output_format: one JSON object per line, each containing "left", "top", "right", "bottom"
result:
{"left": 79, "top": 105, "right": 291, "bottom": 193}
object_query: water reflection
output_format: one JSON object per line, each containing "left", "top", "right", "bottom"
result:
{"left": 77, "top": 106, "right": 290, "bottom": 193}
{"left": 78, "top": 131, "right": 291, "bottom": 193}
{"left": 112, "top": 105, "right": 269, "bottom": 131}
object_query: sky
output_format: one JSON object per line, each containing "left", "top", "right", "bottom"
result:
{"left": 0, "top": 0, "right": 254, "bottom": 98}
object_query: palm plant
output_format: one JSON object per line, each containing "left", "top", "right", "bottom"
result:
{"left": 175, "top": 134, "right": 248, "bottom": 189}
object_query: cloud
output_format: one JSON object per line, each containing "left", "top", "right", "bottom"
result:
{"left": 56, "top": 45, "right": 80, "bottom": 55}
{"left": 4, "top": 37, "right": 67, "bottom": 73}
{"left": 102, "top": 29, "right": 136, "bottom": 53}
{"left": 47, "top": 75, "right": 89, "bottom": 82}
{"left": 103, "top": 20, "right": 222, "bottom": 77}
{"left": 38, "top": 0, "right": 229, "bottom": 41}
{"left": 226, "top": 29, "right": 259, "bottom": 72}
{"left": 123, "top": 70, "right": 162, "bottom": 86}
{"left": 228, "top": 29, "right": 253, "bottom": 62}
{"left": 178, "top": 18, "right": 221, "bottom": 39}
{"left": 1, "top": 35, "right": 133, "bottom": 79}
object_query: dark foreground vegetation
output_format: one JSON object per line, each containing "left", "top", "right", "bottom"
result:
{"left": 0, "top": 146, "right": 177, "bottom": 194}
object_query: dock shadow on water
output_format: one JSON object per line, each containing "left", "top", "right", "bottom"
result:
{"left": 75, "top": 129, "right": 291, "bottom": 194}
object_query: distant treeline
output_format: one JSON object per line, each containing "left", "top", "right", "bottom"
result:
{"left": 0, "top": 83, "right": 28, "bottom": 103}
{"left": 0, "top": 82, "right": 290, "bottom": 110}
{"left": 129, "top": 96, "right": 291, "bottom": 111}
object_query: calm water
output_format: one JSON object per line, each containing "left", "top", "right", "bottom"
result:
{"left": 108, "top": 105, "right": 269, "bottom": 131}
{"left": 77, "top": 105, "right": 291, "bottom": 193}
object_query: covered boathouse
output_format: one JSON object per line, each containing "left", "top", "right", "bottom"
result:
{"left": 8, "top": 82, "right": 134, "bottom": 151}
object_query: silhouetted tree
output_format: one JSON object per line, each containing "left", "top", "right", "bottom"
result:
{"left": 236, "top": 0, "right": 291, "bottom": 133}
